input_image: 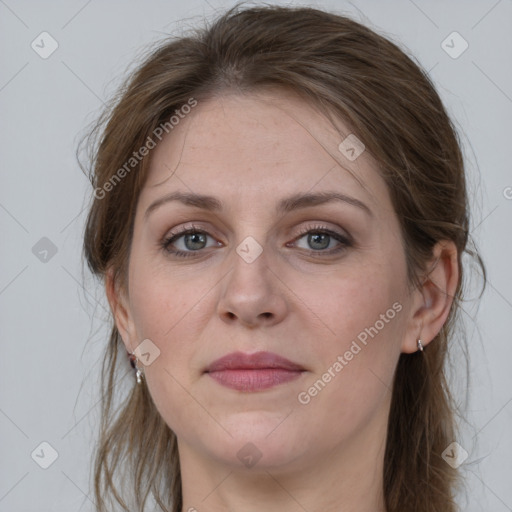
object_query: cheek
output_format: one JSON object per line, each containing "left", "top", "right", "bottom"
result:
{"left": 128, "top": 251, "right": 205, "bottom": 338}
{"left": 303, "top": 260, "right": 405, "bottom": 347}
{"left": 296, "top": 258, "right": 407, "bottom": 415}
{"left": 127, "top": 256, "right": 220, "bottom": 383}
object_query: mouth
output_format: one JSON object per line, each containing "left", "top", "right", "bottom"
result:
{"left": 204, "top": 351, "right": 306, "bottom": 392}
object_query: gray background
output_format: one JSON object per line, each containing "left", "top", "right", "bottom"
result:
{"left": 1, "top": 0, "right": 511, "bottom": 510}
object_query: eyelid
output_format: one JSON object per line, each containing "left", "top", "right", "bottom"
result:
{"left": 163, "top": 220, "right": 350, "bottom": 240}
{"left": 162, "top": 223, "right": 221, "bottom": 249}
{"left": 291, "top": 223, "right": 352, "bottom": 244}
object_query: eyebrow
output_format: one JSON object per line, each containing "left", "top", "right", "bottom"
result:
{"left": 144, "top": 190, "right": 373, "bottom": 220}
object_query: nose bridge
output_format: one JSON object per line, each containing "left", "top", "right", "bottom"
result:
{"left": 227, "top": 234, "right": 273, "bottom": 297}
{"left": 225, "top": 207, "right": 273, "bottom": 280}
{"left": 216, "top": 232, "right": 288, "bottom": 326}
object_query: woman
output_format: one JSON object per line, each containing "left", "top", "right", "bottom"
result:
{"left": 81, "top": 4, "right": 485, "bottom": 511}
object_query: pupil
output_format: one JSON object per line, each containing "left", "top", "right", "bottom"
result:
{"left": 185, "top": 233, "right": 206, "bottom": 250}
{"left": 309, "top": 233, "right": 329, "bottom": 250}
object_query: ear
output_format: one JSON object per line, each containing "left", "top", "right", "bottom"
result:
{"left": 105, "top": 267, "right": 137, "bottom": 353}
{"left": 401, "top": 240, "right": 459, "bottom": 354}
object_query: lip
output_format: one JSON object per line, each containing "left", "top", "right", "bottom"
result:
{"left": 205, "top": 351, "right": 305, "bottom": 372}
{"left": 204, "top": 351, "right": 305, "bottom": 391}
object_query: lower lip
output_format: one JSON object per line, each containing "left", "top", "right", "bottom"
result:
{"left": 206, "top": 369, "right": 304, "bottom": 391}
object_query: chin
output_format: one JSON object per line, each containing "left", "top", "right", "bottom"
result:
{"left": 205, "top": 414, "right": 307, "bottom": 471}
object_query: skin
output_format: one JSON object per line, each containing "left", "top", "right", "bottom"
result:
{"left": 106, "top": 88, "right": 459, "bottom": 512}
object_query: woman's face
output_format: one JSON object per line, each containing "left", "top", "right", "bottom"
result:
{"left": 112, "top": 89, "right": 420, "bottom": 472}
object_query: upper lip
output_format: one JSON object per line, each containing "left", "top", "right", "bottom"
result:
{"left": 205, "top": 351, "right": 305, "bottom": 372}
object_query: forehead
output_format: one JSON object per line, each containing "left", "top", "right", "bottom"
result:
{"left": 140, "top": 89, "right": 390, "bottom": 213}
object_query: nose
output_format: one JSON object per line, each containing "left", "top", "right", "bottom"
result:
{"left": 216, "top": 244, "right": 289, "bottom": 328}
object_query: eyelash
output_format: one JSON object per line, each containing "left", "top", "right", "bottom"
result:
{"left": 160, "top": 223, "right": 352, "bottom": 259}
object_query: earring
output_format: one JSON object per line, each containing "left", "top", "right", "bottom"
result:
{"left": 417, "top": 339, "right": 424, "bottom": 352}
{"left": 128, "top": 351, "right": 144, "bottom": 384}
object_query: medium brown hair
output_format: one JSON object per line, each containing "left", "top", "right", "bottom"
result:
{"left": 81, "top": 3, "right": 485, "bottom": 511}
